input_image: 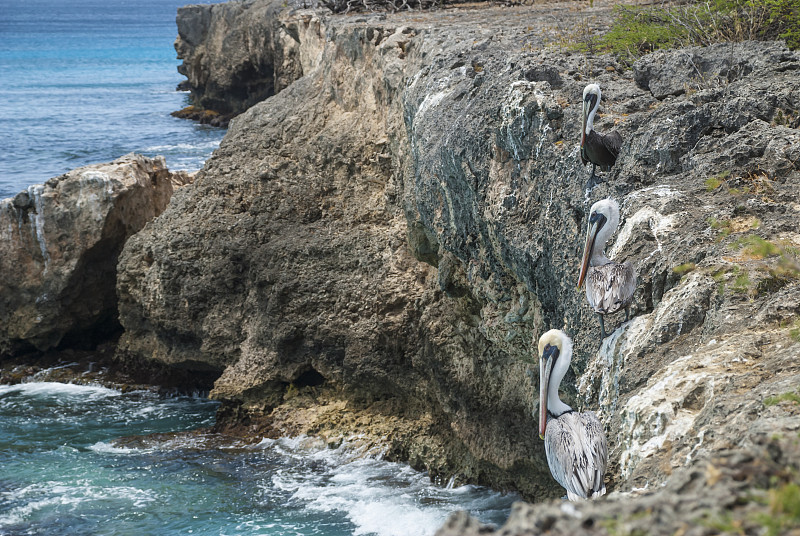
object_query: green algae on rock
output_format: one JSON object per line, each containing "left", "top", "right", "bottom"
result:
{"left": 116, "top": 0, "right": 800, "bottom": 511}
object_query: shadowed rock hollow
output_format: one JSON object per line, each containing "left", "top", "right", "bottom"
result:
{"left": 0, "top": 155, "right": 191, "bottom": 356}
{"left": 117, "top": 0, "right": 800, "bottom": 526}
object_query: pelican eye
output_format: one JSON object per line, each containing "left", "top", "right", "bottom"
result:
{"left": 589, "top": 211, "right": 607, "bottom": 229}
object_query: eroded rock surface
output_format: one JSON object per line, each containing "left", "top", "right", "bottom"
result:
{"left": 118, "top": 0, "right": 800, "bottom": 518}
{"left": 0, "top": 154, "right": 190, "bottom": 356}
{"left": 174, "top": 0, "right": 324, "bottom": 123}
{"left": 437, "top": 439, "right": 800, "bottom": 535}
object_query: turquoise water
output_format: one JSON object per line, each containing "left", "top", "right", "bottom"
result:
{"left": 0, "top": 0, "right": 228, "bottom": 199}
{"left": 0, "top": 1, "right": 519, "bottom": 532}
{"left": 0, "top": 382, "right": 517, "bottom": 535}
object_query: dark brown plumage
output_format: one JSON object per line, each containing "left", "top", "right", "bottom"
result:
{"left": 581, "top": 84, "right": 622, "bottom": 189}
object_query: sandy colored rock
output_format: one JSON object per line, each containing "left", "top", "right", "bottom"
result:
{"left": 174, "top": 0, "right": 323, "bottom": 118}
{"left": 0, "top": 154, "right": 191, "bottom": 355}
{"left": 118, "top": 0, "right": 800, "bottom": 519}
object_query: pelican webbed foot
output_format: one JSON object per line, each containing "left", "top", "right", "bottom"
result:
{"left": 585, "top": 165, "right": 605, "bottom": 190}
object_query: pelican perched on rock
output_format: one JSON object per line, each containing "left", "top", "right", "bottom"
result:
{"left": 578, "top": 198, "right": 637, "bottom": 338}
{"left": 580, "top": 83, "right": 622, "bottom": 189}
{"left": 538, "top": 329, "right": 607, "bottom": 500}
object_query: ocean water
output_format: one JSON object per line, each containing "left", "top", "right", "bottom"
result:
{"left": 0, "top": 2, "right": 519, "bottom": 533}
{"left": 0, "top": 0, "right": 228, "bottom": 199}
{"left": 0, "top": 382, "right": 517, "bottom": 535}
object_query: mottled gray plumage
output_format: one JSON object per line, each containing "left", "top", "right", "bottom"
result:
{"left": 585, "top": 260, "right": 637, "bottom": 315}
{"left": 538, "top": 330, "right": 608, "bottom": 501}
{"left": 544, "top": 411, "right": 608, "bottom": 501}
{"left": 578, "top": 198, "right": 638, "bottom": 338}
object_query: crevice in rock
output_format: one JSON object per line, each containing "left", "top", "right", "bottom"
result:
{"left": 293, "top": 367, "right": 326, "bottom": 387}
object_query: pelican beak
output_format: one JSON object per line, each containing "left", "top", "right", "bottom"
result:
{"left": 539, "top": 344, "right": 558, "bottom": 439}
{"left": 578, "top": 212, "right": 605, "bottom": 288}
{"left": 581, "top": 93, "right": 596, "bottom": 142}
{"left": 581, "top": 99, "right": 588, "bottom": 145}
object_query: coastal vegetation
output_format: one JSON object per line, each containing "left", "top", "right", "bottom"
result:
{"left": 763, "top": 391, "right": 800, "bottom": 405}
{"left": 543, "top": 0, "right": 799, "bottom": 60}
{"left": 601, "top": 0, "right": 800, "bottom": 60}
{"left": 672, "top": 262, "right": 696, "bottom": 276}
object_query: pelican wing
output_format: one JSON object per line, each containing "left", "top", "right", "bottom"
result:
{"left": 583, "top": 130, "right": 621, "bottom": 170}
{"left": 580, "top": 411, "right": 608, "bottom": 497}
{"left": 544, "top": 412, "right": 607, "bottom": 500}
{"left": 585, "top": 261, "right": 636, "bottom": 315}
{"left": 601, "top": 130, "right": 623, "bottom": 158}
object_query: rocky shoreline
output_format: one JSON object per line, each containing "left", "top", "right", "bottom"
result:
{"left": 2, "top": 0, "right": 800, "bottom": 532}
{"left": 0, "top": 155, "right": 192, "bottom": 356}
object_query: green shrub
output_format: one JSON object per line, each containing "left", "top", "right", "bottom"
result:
{"left": 673, "top": 262, "right": 697, "bottom": 275}
{"left": 600, "top": 0, "right": 800, "bottom": 61}
{"left": 764, "top": 392, "right": 800, "bottom": 406}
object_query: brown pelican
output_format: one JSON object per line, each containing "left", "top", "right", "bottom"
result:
{"left": 577, "top": 198, "right": 637, "bottom": 338}
{"left": 538, "top": 329, "right": 607, "bottom": 500}
{"left": 580, "top": 84, "right": 622, "bottom": 189}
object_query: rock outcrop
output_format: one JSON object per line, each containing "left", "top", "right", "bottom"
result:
{"left": 119, "top": 0, "right": 800, "bottom": 518}
{"left": 437, "top": 438, "right": 800, "bottom": 535}
{"left": 173, "top": 0, "right": 324, "bottom": 123}
{"left": 0, "top": 154, "right": 190, "bottom": 356}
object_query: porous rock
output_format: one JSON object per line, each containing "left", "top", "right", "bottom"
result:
{"left": 118, "top": 0, "right": 800, "bottom": 523}
{"left": 174, "top": 0, "right": 324, "bottom": 119}
{"left": 632, "top": 41, "right": 795, "bottom": 99}
{"left": 0, "top": 154, "right": 191, "bottom": 355}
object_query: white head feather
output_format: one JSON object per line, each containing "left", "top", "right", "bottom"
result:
{"left": 588, "top": 198, "right": 620, "bottom": 258}
{"left": 582, "top": 84, "right": 602, "bottom": 135}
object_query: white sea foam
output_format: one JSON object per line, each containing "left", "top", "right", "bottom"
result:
{"left": 0, "top": 481, "right": 157, "bottom": 527}
{"left": 143, "top": 141, "right": 222, "bottom": 152}
{"left": 0, "top": 382, "right": 120, "bottom": 399}
{"left": 0, "top": 493, "right": 84, "bottom": 527}
{"left": 348, "top": 500, "right": 451, "bottom": 536}
{"left": 262, "top": 436, "right": 516, "bottom": 536}
{"left": 88, "top": 441, "right": 138, "bottom": 455}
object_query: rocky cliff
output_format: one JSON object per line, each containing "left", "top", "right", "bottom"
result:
{"left": 173, "top": 0, "right": 322, "bottom": 124}
{"left": 0, "top": 155, "right": 190, "bottom": 356}
{"left": 118, "top": 0, "right": 800, "bottom": 519}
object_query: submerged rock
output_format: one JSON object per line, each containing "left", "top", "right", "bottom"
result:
{"left": 0, "top": 154, "right": 191, "bottom": 356}
{"left": 119, "top": 0, "right": 800, "bottom": 520}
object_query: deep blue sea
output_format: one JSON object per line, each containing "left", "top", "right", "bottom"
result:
{"left": 0, "top": 0, "right": 228, "bottom": 199}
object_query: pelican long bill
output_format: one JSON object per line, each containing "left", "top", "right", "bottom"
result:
{"left": 578, "top": 199, "right": 637, "bottom": 339}
{"left": 537, "top": 330, "right": 608, "bottom": 500}
{"left": 538, "top": 344, "right": 557, "bottom": 439}
{"left": 578, "top": 218, "right": 600, "bottom": 289}
{"left": 581, "top": 92, "right": 595, "bottom": 147}
{"left": 581, "top": 95, "right": 589, "bottom": 147}
{"left": 580, "top": 84, "right": 622, "bottom": 189}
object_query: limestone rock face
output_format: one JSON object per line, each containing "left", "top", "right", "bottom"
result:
{"left": 0, "top": 154, "right": 190, "bottom": 356}
{"left": 632, "top": 41, "right": 797, "bottom": 100}
{"left": 119, "top": 0, "right": 800, "bottom": 510}
{"left": 436, "top": 440, "right": 800, "bottom": 535}
{"left": 174, "top": 1, "right": 324, "bottom": 118}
